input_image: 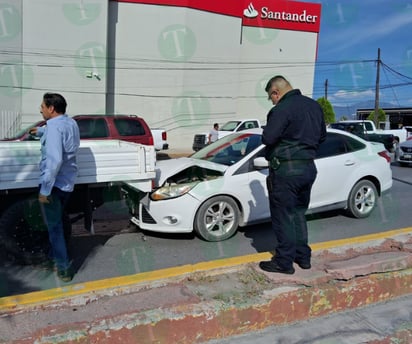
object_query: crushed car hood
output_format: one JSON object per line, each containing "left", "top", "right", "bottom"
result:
{"left": 155, "top": 157, "right": 227, "bottom": 185}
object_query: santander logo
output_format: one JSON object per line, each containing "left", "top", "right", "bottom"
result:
{"left": 243, "top": 1, "right": 319, "bottom": 28}
{"left": 243, "top": 3, "right": 259, "bottom": 18}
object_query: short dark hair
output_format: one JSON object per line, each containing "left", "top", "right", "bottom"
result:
{"left": 213, "top": 123, "right": 219, "bottom": 128}
{"left": 43, "top": 93, "right": 67, "bottom": 114}
{"left": 265, "top": 75, "right": 288, "bottom": 92}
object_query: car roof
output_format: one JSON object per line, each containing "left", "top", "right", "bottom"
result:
{"left": 239, "top": 127, "right": 368, "bottom": 143}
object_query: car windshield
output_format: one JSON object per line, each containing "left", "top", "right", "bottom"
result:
{"left": 191, "top": 132, "right": 263, "bottom": 166}
{"left": 3, "top": 121, "right": 44, "bottom": 140}
{"left": 220, "top": 121, "right": 240, "bottom": 131}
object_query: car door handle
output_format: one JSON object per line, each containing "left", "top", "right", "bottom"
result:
{"left": 344, "top": 160, "right": 355, "bottom": 166}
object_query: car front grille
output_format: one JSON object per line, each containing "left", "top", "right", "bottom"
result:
{"left": 400, "top": 146, "right": 412, "bottom": 153}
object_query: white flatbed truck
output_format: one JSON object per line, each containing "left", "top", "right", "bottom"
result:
{"left": 0, "top": 140, "right": 156, "bottom": 264}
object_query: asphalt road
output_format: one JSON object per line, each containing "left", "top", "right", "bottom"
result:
{"left": 0, "top": 163, "right": 411, "bottom": 297}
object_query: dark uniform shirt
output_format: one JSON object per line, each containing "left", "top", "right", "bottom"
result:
{"left": 262, "top": 89, "right": 326, "bottom": 161}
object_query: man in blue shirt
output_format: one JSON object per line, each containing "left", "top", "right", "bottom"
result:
{"left": 38, "top": 93, "right": 80, "bottom": 282}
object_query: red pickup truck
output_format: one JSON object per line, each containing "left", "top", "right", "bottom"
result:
{"left": 2, "top": 114, "right": 168, "bottom": 150}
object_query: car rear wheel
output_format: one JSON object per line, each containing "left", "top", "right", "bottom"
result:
{"left": 346, "top": 180, "right": 378, "bottom": 218}
{"left": 194, "top": 196, "right": 240, "bottom": 242}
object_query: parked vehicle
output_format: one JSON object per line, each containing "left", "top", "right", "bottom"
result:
{"left": 130, "top": 128, "right": 393, "bottom": 242}
{"left": 329, "top": 120, "right": 396, "bottom": 152}
{"left": 192, "top": 119, "right": 262, "bottom": 151}
{"left": 1, "top": 114, "right": 169, "bottom": 151}
{"left": 396, "top": 136, "right": 412, "bottom": 166}
{"left": 0, "top": 140, "right": 156, "bottom": 264}
{"left": 151, "top": 127, "right": 169, "bottom": 151}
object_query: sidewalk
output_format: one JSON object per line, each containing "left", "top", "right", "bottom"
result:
{"left": 0, "top": 228, "right": 411, "bottom": 344}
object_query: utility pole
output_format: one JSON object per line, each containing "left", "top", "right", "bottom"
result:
{"left": 374, "top": 48, "right": 380, "bottom": 127}
{"left": 324, "top": 79, "right": 328, "bottom": 100}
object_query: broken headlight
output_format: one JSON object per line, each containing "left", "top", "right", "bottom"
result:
{"left": 150, "top": 181, "right": 199, "bottom": 201}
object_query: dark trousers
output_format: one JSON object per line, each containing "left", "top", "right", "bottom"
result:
{"left": 39, "top": 187, "right": 71, "bottom": 271}
{"left": 267, "top": 160, "right": 317, "bottom": 269}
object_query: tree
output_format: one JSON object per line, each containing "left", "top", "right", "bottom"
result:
{"left": 367, "top": 108, "right": 386, "bottom": 125}
{"left": 317, "top": 97, "right": 335, "bottom": 124}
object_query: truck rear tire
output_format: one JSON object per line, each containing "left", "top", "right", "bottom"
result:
{"left": 0, "top": 199, "right": 72, "bottom": 265}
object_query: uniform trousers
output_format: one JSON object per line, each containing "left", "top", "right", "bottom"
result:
{"left": 266, "top": 160, "right": 317, "bottom": 270}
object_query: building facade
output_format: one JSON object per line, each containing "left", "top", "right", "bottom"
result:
{"left": 356, "top": 107, "right": 412, "bottom": 129}
{"left": 0, "top": 0, "right": 321, "bottom": 149}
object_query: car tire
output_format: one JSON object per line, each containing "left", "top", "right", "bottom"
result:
{"left": 194, "top": 196, "right": 240, "bottom": 242}
{"left": 346, "top": 180, "right": 378, "bottom": 218}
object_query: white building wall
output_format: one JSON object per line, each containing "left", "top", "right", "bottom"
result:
{"left": 110, "top": 3, "right": 244, "bottom": 149}
{"left": 0, "top": 0, "right": 23, "bottom": 138}
{"left": 0, "top": 0, "right": 108, "bottom": 133}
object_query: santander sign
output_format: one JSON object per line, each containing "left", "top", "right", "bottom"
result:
{"left": 243, "top": 1, "right": 321, "bottom": 33}
{"left": 113, "top": 1, "right": 321, "bottom": 33}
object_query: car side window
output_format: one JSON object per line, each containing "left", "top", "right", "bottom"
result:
{"left": 316, "top": 133, "right": 366, "bottom": 159}
{"left": 76, "top": 118, "right": 108, "bottom": 138}
{"left": 115, "top": 118, "right": 145, "bottom": 136}
{"left": 316, "top": 133, "right": 347, "bottom": 158}
{"left": 342, "top": 134, "right": 366, "bottom": 152}
{"left": 364, "top": 122, "right": 373, "bottom": 131}
{"left": 246, "top": 121, "right": 258, "bottom": 129}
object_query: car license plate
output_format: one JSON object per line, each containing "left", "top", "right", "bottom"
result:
{"left": 404, "top": 154, "right": 412, "bottom": 159}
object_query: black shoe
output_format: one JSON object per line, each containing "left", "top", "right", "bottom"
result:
{"left": 295, "top": 260, "right": 311, "bottom": 269}
{"left": 57, "top": 267, "right": 74, "bottom": 282}
{"left": 259, "top": 260, "right": 295, "bottom": 275}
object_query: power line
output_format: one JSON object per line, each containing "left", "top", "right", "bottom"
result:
{"left": 380, "top": 61, "right": 412, "bottom": 82}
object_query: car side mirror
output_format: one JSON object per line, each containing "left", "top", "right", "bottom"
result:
{"left": 253, "top": 157, "right": 268, "bottom": 170}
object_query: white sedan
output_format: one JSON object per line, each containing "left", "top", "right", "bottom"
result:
{"left": 130, "top": 128, "right": 393, "bottom": 241}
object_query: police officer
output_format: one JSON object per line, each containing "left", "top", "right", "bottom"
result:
{"left": 260, "top": 75, "right": 326, "bottom": 275}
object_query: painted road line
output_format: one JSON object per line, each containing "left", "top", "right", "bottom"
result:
{"left": 1, "top": 227, "right": 411, "bottom": 312}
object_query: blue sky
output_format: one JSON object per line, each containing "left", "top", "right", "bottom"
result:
{"left": 307, "top": 0, "right": 412, "bottom": 110}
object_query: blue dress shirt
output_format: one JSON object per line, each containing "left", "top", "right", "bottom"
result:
{"left": 39, "top": 115, "right": 80, "bottom": 196}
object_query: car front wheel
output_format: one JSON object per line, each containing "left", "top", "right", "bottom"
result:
{"left": 346, "top": 180, "right": 378, "bottom": 218}
{"left": 194, "top": 196, "right": 240, "bottom": 242}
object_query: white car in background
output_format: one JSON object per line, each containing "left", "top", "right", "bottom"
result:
{"left": 131, "top": 128, "right": 393, "bottom": 242}
{"left": 396, "top": 136, "right": 412, "bottom": 166}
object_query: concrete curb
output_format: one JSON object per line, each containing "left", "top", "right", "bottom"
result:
{"left": 1, "top": 229, "right": 411, "bottom": 344}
